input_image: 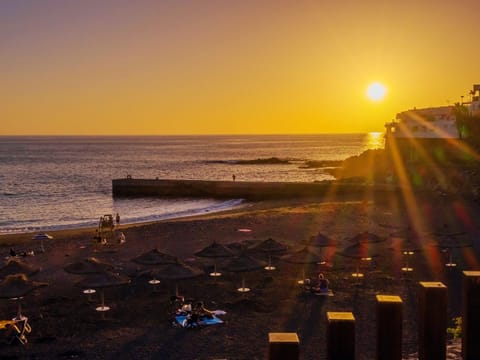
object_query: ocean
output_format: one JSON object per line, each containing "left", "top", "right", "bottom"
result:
{"left": 0, "top": 134, "right": 384, "bottom": 235}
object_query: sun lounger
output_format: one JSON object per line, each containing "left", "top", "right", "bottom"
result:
{"left": 0, "top": 318, "right": 31, "bottom": 345}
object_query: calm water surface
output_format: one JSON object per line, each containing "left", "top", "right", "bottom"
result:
{"left": 0, "top": 134, "right": 383, "bottom": 234}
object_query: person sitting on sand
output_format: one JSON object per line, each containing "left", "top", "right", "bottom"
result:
{"left": 118, "top": 232, "right": 126, "bottom": 244}
{"left": 313, "top": 273, "right": 329, "bottom": 293}
{"left": 193, "top": 301, "right": 214, "bottom": 319}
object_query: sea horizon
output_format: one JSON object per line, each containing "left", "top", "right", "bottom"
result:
{"left": 0, "top": 133, "right": 384, "bottom": 235}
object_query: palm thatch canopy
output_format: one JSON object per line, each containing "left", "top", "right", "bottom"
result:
{"left": 0, "top": 273, "right": 48, "bottom": 299}
{"left": 76, "top": 271, "right": 131, "bottom": 289}
{"left": 223, "top": 253, "right": 267, "bottom": 273}
{"left": 0, "top": 259, "right": 40, "bottom": 279}
{"left": 194, "top": 241, "right": 235, "bottom": 258}
{"left": 434, "top": 234, "right": 472, "bottom": 249}
{"left": 302, "top": 232, "right": 336, "bottom": 247}
{"left": 339, "top": 242, "right": 380, "bottom": 259}
{"left": 348, "top": 231, "right": 385, "bottom": 244}
{"left": 249, "top": 238, "right": 288, "bottom": 254}
{"left": 131, "top": 248, "right": 177, "bottom": 266}
{"left": 150, "top": 261, "right": 204, "bottom": 280}
{"left": 64, "top": 257, "right": 114, "bottom": 274}
{"left": 281, "top": 246, "right": 324, "bottom": 264}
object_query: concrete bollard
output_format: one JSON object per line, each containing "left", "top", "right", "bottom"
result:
{"left": 376, "top": 295, "right": 402, "bottom": 360}
{"left": 462, "top": 271, "right": 480, "bottom": 360}
{"left": 327, "top": 312, "right": 355, "bottom": 360}
{"left": 268, "top": 332, "right": 300, "bottom": 360}
{"left": 418, "top": 281, "right": 447, "bottom": 360}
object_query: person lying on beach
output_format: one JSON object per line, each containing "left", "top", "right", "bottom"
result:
{"left": 193, "top": 301, "right": 214, "bottom": 319}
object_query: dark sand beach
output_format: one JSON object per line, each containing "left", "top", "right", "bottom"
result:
{"left": 0, "top": 190, "right": 477, "bottom": 359}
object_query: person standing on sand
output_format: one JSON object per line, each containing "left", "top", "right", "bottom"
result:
{"left": 232, "top": 174, "right": 236, "bottom": 181}
{"left": 116, "top": 213, "right": 120, "bottom": 226}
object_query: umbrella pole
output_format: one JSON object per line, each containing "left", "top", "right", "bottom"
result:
{"left": 210, "top": 263, "right": 222, "bottom": 279}
{"left": 446, "top": 248, "right": 456, "bottom": 267}
{"left": 213, "top": 263, "right": 218, "bottom": 283}
{"left": 352, "top": 259, "right": 363, "bottom": 280}
{"left": 15, "top": 300, "right": 23, "bottom": 320}
{"left": 148, "top": 276, "right": 161, "bottom": 292}
{"left": 265, "top": 255, "right": 275, "bottom": 271}
{"left": 40, "top": 239, "right": 45, "bottom": 253}
{"left": 237, "top": 275, "right": 250, "bottom": 294}
{"left": 83, "top": 288, "right": 96, "bottom": 302}
{"left": 95, "top": 289, "right": 110, "bottom": 318}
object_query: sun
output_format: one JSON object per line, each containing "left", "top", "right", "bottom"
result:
{"left": 366, "top": 82, "right": 387, "bottom": 102}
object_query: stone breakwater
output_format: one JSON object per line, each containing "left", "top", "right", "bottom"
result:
{"left": 112, "top": 178, "right": 402, "bottom": 200}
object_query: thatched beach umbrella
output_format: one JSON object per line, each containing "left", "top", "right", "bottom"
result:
{"left": 194, "top": 241, "right": 235, "bottom": 277}
{"left": 339, "top": 241, "right": 381, "bottom": 278}
{"left": 348, "top": 231, "right": 385, "bottom": 244}
{"left": 250, "top": 238, "right": 288, "bottom": 254}
{"left": 149, "top": 260, "right": 203, "bottom": 296}
{"left": 302, "top": 232, "right": 336, "bottom": 247}
{"left": 223, "top": 253, "right": 267, "bottom": 293}
{"left": 301, "top": 232, "right": 337, "bottom": 264}
{"left": 64, "top": 257, "right": 114, "bottom": 275}
{"left": 64, "top": 257, "right": 115, "bottom": 299}
{"left": 0, "top": 274, "right": 48, "bottom": 320}
{"left": 249, "top": 238, "right": 288, "bottom": 271}
{"left": 226, "top": 240, "right": 258, "bottom": 254}
{"left": 0, "top": 259, "right": 40, "bottom": 280}
{"left": 76, "top": 271, "right": 131, "bottom": 313}
{"left": 131, "top": 248, "right": 177, "bottom": 286}
{"left": 131, "top": 248, "right": 177, "bottom": 266}
{"left": 281, "top": 246, "right": 325, "bottom": 283}
{"left": 390, "top": 227, "right": 425, "bottom": 272}
{"left": 434, "top": 233, "right": 472, "bottom": 267}
{"left": 32, "top": 233, "right": 53, "bottom": 253}
{"left": 281, "top": 246, "right": 324, "bottom": 264}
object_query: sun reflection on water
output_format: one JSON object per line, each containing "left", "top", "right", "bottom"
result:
{"left": 365, "top": 132, "right": 384, "bottom": 150}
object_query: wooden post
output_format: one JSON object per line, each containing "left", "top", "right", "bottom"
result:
{"left": 268, "top": 332, "right": 300, "bottom": 360}
{"left": 462, "top": 271, "right": 480, "bottom": 360}
{"left": 418, "top": 281, "right": 447, "bottom": 360}
{"left": 327, "top": 312, "right": 355, "bottom": 360}
{"left": 376, "top": 295, "right": 402, "bottom": 360}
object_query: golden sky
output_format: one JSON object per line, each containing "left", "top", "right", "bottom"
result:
{"left": 1, "top": 0, "right": 479, "bottom": 135}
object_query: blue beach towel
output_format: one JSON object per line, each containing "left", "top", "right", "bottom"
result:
{"left": 175, "top": 314, "right": 224, "bottom": 328}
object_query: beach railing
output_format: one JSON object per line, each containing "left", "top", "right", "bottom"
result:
{"left": 462, "top": 271, "right": 480, "bottom": 360}
{"left": 268, "top": 272, "right": 480, "bottom": 360}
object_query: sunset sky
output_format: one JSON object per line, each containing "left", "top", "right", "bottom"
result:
{"left": 1, "top": 0, "right": 479, "bottom": 135}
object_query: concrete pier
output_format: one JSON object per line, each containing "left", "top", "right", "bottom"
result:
{"left": 112, "top": 178, "right": 399, "bottom": 201}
